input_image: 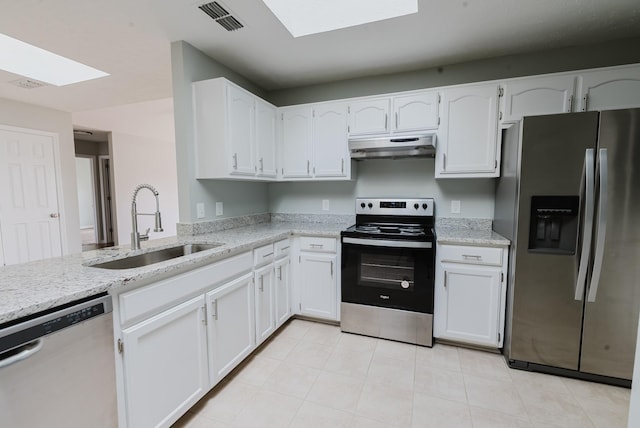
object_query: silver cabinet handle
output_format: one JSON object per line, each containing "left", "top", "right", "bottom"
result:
{"left": 309, "top": 244, "right": 324, "bottom": 248}
{"left": 330, "top": 261, "right": 334, "bottom": 277}
{"left": 575, "top": 149, "right": 595, "bottom": 301}
{"left": 395, "top": 112, "right": 398, "bottom": 129}
{"left": 462, "top": 254, "right": 482, "bottom": 260}
{"left": 307, "top": 160, "right": 310, "bottom": 175}
{"left": 588, "top": 148, "right": 608, "bottom": 302}
{"left": 442, "top": 153, "right": 447, "bottom": 170}
{"left": 211, "top": 300, "right": 218, "bottom": 320}
{"left": 262, "top": 252, "right": 274, "bottom": 258}
{"left": 444, "top": 273, "right": 447, "bottom": 288}
{"left": 384, "top": 113, "right": 388, "bottom": 130}
{"left": 232, "top": 153, "right": 238, "bottom": 170}
{"left": 259, "top": 276, "right": 264, "bottom": 291}
{"left": 260, "top": 157, "right": 264, "bottom": 172}
{"left": 582, "top": 94, "right": 588, "bottom": 112}
{"left": 278, "top": 266, "right": 282, "bottom": 280}
{"left": 341, "top": 158, "right": 344, "bottom": 174}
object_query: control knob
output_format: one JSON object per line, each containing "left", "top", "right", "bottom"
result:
{"left": 360, "top": 202, "right": 366, "bottom": 208}
{"left": 414, "top": 203, "right": 419, "bottom": 210}
{"left": 422, "top": 203, "right": 428, "bottom": 210}
{"left": 368, "top": 203, "right": 373, "bottom": 209}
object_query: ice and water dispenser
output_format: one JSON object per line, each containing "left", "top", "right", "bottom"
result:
{"left": 528, "top": 196, "right": 579, "bottom": 254}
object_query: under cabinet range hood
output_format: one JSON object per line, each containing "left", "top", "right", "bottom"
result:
{"left": 348, "top": 134, "right": 436, "bottom": 160}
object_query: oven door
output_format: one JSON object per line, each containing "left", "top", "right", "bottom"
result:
{"left": 341, "top": 237, "right": 434, "bottom": 313}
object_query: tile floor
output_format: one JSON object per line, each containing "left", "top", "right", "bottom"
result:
{"left": 173, "top": 319, "right": 630, "bottom": 428}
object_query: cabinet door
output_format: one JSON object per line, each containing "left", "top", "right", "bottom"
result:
{"left": 254, "top": 264, "right": 276, "bottom": 345}
{"left": 226, "top": 85, "right": 255, "bottom": 176}
{"left": 121, "top": 296, "right": 208, "bottom": 428}
{"left": 578, "top": 65, "right": 640, "bottom": 111}
{"left": 275, "top": 257, "right": 291, "bottom": 327}
{"left": 299, "top": 253, "right": 337, "bottom": 320}
{"left": 436, "top": 84, "right": 500, "bottom": 177}
{"left": 393, "top": 91, "right": 439, "bottom": 132}
{"left": 280, "top": 107, "right": 313, "bottom": 178}
{"left": 206, "top": 273, "right": 255, "bottom": 386}
{"left": 501, "top": 75, "right": 576, "bottom": 122}
{"left": 434, "top": 264, "right": 502, "bottom": 347}
{"left": 313, "top": 102, "right": 349, "bottom": 177}
{"left": 348, "top": 98, "right": 390, "bottom": 136}
{"left": 255, "top": 100, "right": 277, "bottom": 178}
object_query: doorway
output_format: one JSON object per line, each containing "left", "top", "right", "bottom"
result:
{"left": 73, "top": 129, "right": 115, "bottom": 251}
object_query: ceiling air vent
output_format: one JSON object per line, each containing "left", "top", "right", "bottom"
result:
{"left": 9, "top": 78, "right": 47, "bottom": 89}
{"left": 198, "top": 1, "right": 244, "bottom": 32}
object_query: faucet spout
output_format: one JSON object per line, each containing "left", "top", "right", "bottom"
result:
{"left": 131, "top": 184, "right": 163, "bottom": 250}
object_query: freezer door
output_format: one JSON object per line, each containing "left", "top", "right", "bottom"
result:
{"left": 509, "top": 112, "right": 599, "bottom": 369}
{"left": 580, "top": 109, "right": 640, "bottom": 380}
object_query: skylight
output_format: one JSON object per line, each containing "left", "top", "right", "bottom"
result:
{"left": 0, "top": 33, "right": 109, "bottom": 87}
{"left": 262, "top": 0, "right": 418, "bottom": 38}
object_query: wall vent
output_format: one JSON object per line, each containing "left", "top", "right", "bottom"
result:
{"left": 198, "top": 1, "right": 244, "bottom": 32}
{"left": 9, "top": 78, "right": 47, "bottom": 89}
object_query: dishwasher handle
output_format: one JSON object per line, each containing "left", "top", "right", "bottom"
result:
{"left": 0, "top": 339, "right": 43, "bottom": 369}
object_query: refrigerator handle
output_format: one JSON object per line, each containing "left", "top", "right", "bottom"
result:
{"left": 587, "top": 148, "right": 608, "bottom": 302}
{"left": 575, "top": 149, "right": 595, "bottom": 301}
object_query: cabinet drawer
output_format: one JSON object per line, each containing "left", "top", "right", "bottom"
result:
{"left": 274, "top": 239, "right": 291, "bottom": 258}
{"left": 438, "top": 244, "right": 503, "bottom": 266}
{"left": 254, "top": 243, "right": 275, "bottom": 266}
{"left": 119, "top": 251, "right": 253, "bottom": 326}
{"left": 299, "top": 236, "right": 337, "bottom": 253}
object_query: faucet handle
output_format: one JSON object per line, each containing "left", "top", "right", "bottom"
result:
{"left": 139, "top": 228, "right": 150, "bottom": 241}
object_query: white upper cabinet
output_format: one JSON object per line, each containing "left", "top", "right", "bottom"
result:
{"left": 500, "top": 75, "right": 576, "bottom": 123}
{"left": 577, "top": 64, "right": 640, "bottom": 111}
{"left": 348, "top": 98, "right": 390, "bottom": 135}
{"left": 227, "top": 85, "right": 256, "bottom": 176}
{"left": 278, "top": 103, "right": 352, "bottom": 180}
{"left": 279, "top": 106, "right": 313, "bottom": 178}
{"left": 313, "top": 102, "right": 349, "bottom": 177}
{"left": 255, "top": 99, "right": 277, "bottom": 178}
{"left": 192, "top": 78, "right": 277, "bottom": 180}
{"left": 348, "top": 91, "right": 439, "bottom": 136}
{"left": 393, "top": 91, "right": 439, "bottom": 132}
{"left": 436, "top": 83, "right": 500, "bottom": 178}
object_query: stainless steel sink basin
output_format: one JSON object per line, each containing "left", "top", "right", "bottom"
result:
{"left": 89, "top": 243, "right": 222, "bottom": 270}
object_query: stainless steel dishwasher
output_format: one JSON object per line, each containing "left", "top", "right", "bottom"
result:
{"left": 0, "top": 293, "right": 118, "bottom": 427}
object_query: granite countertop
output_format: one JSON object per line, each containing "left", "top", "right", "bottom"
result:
{"left": 435, "top": 218, "right": 510, "bottom": 247}
{"left": 0, "top": 220, "right": 351, "bottom": 325}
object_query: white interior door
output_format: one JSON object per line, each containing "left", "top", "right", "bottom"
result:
{"left": 0, "top": 127, "right": 63, "bottom": 265}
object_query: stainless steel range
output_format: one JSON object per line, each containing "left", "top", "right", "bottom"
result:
{"left": 341, "top": 198, "right": 435, "bottom": 347}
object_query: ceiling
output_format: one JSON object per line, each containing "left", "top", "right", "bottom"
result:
{"left": 1, "top": 0, "right": 640, "bottom": 113}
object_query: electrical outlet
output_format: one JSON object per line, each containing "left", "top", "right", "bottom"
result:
{"left": 196, "top": 203, "right": 205, "bottom": 219}
{"left": 216, "top": 202, "right": 223, "bottom": 216}
{"left": 322, "top": 199, "right": 330, "bottom": 211}
{"left": 451, "top": 200, "right": 461, "bottom": 214}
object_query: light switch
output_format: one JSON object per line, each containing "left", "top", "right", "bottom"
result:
{"left": 216, "top": 202, "right": 223, "bottom": 216}
{"left": 451, "top": 200, "right": 461, "bottom": 214}
{"left": 322, "top": 199, "right": 330, "bottom": 211}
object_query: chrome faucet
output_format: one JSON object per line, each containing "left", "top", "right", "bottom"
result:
{"left": 131, "top": 184, "right": 163, "bottom": 250}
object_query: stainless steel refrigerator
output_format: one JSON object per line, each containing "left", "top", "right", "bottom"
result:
{"left": 494, "top": 108, "right": 640, "bottom": 386}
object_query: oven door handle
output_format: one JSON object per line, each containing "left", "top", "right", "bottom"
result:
{"left": 342, "top": 237, "right": 433, "bottom": 249}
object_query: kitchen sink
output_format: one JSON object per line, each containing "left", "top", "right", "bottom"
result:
{"left": 89, "top": 243, "right": 222, "bottom": 270}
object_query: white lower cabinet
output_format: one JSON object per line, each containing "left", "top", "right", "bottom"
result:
{"left": 254, "top": 264, "right": 276, "bottom": 345}
{"left": 298, "top": 253, "right": 337, "bottom": 320}
{"left": 434, "top": 243, "right": 508, "bottom": 348}
{"left": 206, "top": 273, "right": 255, "bottom": 386}
{"left": 275, "top": 256, "right": 291, "bottom": 327}
{"left": 121, "top": 295, "right": 209, "bottom": 428}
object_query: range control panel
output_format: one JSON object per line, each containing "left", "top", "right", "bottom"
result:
{"left": 355, "top": 198, "right": 435, "bottom": 216}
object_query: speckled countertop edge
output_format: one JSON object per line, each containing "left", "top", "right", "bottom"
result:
{"left": 0, "top": 221, "right": 351, "bottom": 325}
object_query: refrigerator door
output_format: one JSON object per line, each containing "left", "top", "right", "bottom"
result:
{"left": 580, "top": 109, "right": 640, "bottom": 380}
{"left": 509, "top": 112, "right": 599, "bottom": 370}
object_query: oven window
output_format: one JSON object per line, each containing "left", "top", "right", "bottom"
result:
{"left": 359, "top": 253, "right": 414, "bottom": 291}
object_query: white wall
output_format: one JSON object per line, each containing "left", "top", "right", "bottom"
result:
{"left": 75, "top": 157, "right": 96, "bottom": 228}
{"left": 268, "top": 158, "right": 496, "bottom": 218}
{"left": 0, "top": 97, "right": 81, "bottom": 254}
{"left": 73, "top": 98, "right": 179, "bottom": 245}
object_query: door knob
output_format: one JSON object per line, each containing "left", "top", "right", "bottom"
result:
{"left": 49, "top": 213, "right": 59, "bottom": 218}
